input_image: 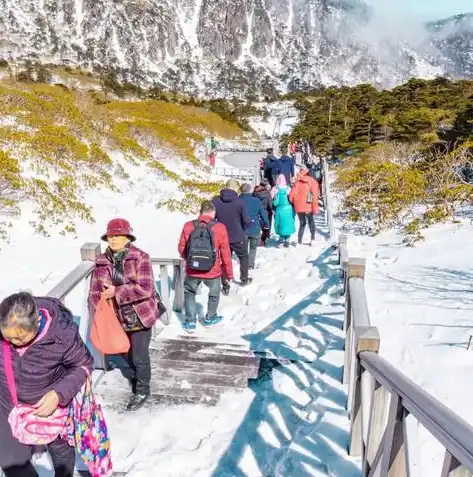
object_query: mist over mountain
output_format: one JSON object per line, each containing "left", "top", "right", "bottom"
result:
{"left": 0, "top": 0, "right": 472, "bottom": 96}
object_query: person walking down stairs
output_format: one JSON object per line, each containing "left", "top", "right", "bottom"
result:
{"left": 178, "top": 201, "right": 233, "bottom": 332}
{"left": 271, "top": 174, "right": 296, "bottom": 248}
{"left": 89, "top": 218, "right": 161, "bottom": 411}
{"left": 239, "top": 183, "right": 269, "bottom": 270}
{"left": 253, "top": 179, "right": 273, "bottom": 247}
{"left": 212, "top": 180, "right": 253, "bottom": 288}
{"left": 289, "top": 165, "right": 320, "bottom": 246}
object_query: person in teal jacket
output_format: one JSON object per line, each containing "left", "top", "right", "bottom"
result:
{"left": 271, "top": 174, "right": 296, "bottom": 247}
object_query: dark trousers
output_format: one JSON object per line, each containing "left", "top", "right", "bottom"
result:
{"left": 126, "top": 329, "right": 152, "bottom": 395}
{"left": 230, "top": 239, "right": 249, "bottom": 281}
{"left": 2, "top": 438, "right": 75, "bottom": 477}
{"left": 297, "top": 212, "right": 316, "bottom": 243}
{"left": 261, "top": 211, "right": 273, "bottom": 243}
{"left": 184, "top": 276, "right": 221, "bottom": 322}
{"left": 248, "top": 235, "right": 260, "bottom": 268}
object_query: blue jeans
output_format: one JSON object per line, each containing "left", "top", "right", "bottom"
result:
{"left": 184, "top": 276, "right": 221, "bottom": 323}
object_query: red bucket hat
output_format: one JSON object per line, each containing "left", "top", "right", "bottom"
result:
{"left": 101, "top": 218, "right": 136, "bottom": 242}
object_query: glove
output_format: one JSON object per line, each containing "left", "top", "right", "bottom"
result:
{"left": 222, "top": 282, "right": 230, "bottom": 296}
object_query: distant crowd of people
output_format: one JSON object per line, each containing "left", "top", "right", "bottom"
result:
{"left": 178, "top": 145, "right": 323, "bottom": 333}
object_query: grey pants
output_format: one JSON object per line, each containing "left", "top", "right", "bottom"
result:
{"left": 184, "top": 276, "right": 221, "bottom": 322}
{"left": 297, "top": 212, "right": 316, "bottom": 243}
{"left": 248, "top": 235, "right": 260, "bottom": 268}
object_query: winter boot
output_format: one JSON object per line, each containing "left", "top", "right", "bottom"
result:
{"left": 127, "top": 392, "right": 150, "bottom": 411}
{"left": 240, "top": 278, "right": 253, "bottom": 287}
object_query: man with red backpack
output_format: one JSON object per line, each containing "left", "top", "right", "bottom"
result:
{"left": 178, "top": 201, "right": 233, "bottom": 332}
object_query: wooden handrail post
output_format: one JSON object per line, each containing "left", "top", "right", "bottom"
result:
{"left": 80, "top": 242, "right": 101, "bottom": 262}
{"left": 172, "top": 260, "right": 185, "bottom": 314}
{"left": 350, "top": 326, "right": 381, "bottom": 457}
{"left": 363, "top": 378, "right": 390, "bottom": 477}
{"left": 343, "top": 257, "right": 366, "bottom": 384}
{"left": 348, "top": 257, "right": 366, "bottom": 280}
{"left": 79, "top": 243, "right": 106, "bottom": 370}
{"left": 159, "top": 265, "right": 171, "bottom": 326}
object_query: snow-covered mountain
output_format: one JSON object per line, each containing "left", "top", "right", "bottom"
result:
{"left": 427, "top": 13, "right": 473, "bottom": 79}
{"left": 0, "top": 0, "right": 472, "bottom": 96}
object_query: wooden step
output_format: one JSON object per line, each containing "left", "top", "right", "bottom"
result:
{"left": 95, "top": 373, "right": 243, "bottom": 404}
{"left": 152, "top": 337, "right": 257, "bottom": 356}
{"left": 151, "top": 357, "right": 259, "bottom": 379}
{"left": 97, "top": 337, "right": 261, "bottom": 404}
{"left": 150, "top": 347, "right": 260, "bottom": 372}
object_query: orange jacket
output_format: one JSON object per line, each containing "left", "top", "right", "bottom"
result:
{"left": 178, "top": 215, "right": 234, "bottom": 280}
{"left": 289, "top": 171, "right": 320, "bottom": 214}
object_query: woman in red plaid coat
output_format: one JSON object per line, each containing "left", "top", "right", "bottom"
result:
{"left": 88, "top": 218, "right": 159, "bottom": 411}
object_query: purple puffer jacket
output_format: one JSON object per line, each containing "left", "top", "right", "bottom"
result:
{"left": 0, "top": 296, "right": 93, "bottom": 409}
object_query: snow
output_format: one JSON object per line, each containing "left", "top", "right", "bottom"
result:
{"left": 5, "top": 114, "right": 472, "bottom": 477}
{"left": 0, "top": 147, "right": 358, "bottom": 476}
{"left": 88, "top": 231, "right": 357, "bottom": 477}
{"left": 344, "top": 220, "right": 473, "bottom": 476}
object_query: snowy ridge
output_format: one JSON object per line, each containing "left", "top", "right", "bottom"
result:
{"left": 0, "top": 0, "right": 472, "bottom": 95}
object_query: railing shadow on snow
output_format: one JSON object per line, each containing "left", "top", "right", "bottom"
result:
{"left": 211, "top": 245, "right": 359, "bottom": 477}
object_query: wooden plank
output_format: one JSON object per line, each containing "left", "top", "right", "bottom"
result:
{"left": 47, "top": 261, "right": 95, "bottom": 301}
{"left": 95, "top": 384, "right": 219, "bottom": 407}
{"left": 349, "top": 277, "right": 372, "bottom": 327}
{"left": 364, "top": 378, "right": 390, "bottom": 477}
{"left": 349, "top": 362, "right": 364, "bottom": 457}
{"left": 151, "top": 257, "right": 181, "bottom": 266}
{"left": 95, "top": 373, "right": 241, "bottom": 402}
{"left": 152, "top": 357, "right": 260, "bottom": 379}
{"left": 339, "top": 234, "right": 349, "bottom": 268}
{"left": 172, "top": 262, "right": 185, "bottom": 313}
{"left": 156, "top": 368, "right": 249, "bottom": 389}
{"left": 441, "top": 451, "right": 473, "bottom": 477}
{"left": 159, "top": 265, "right": 170, "bottom": 326}
{"left": 149, "top": 347, "right": 260, "bottom": 369}
{"left": 360, "top": 351, "right": 473, "bottom": 471}
{"left": 343, "top": 325, "right": 353, "bottom": 385}
{"left": 151, "top": 338, "right": 259, "bottom": 358}
{"left": 380, "top": 394, "right": 409, "bottom": 477}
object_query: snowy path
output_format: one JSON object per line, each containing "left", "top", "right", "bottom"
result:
{"left": 88, "top": 217, "right": 360, "bottom": 477}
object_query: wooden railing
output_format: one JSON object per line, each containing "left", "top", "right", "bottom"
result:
{"left": 215, "top": 138, "right": 275, "bottom": 152}
{"left": 47, "top": 243, "right": 185, "bottom": 370}
{"left": 321, "top": 157, "right": 335, "bottom": 243}
{"left": 339, "top": 234, "right": 473, "bottom": 477}
{"left": 214, "top": 165, "right": 260, "bottom": 187}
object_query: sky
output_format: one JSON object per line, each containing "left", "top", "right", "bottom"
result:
{"left": 365, "top": 0, "right": 472, "bottom": 21}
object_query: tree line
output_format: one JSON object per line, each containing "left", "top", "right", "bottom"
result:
{"left": 285, "top": 77, "right": 473, "bottom": 155}
{"left": 285, "top": 78, "right": 473, "bottom": 244}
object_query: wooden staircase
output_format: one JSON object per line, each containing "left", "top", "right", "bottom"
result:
{"left": 94, "top": 336, "right": 261, "bottom": 406}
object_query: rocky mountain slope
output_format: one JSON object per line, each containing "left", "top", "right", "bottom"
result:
{"left": 0, "top": 0, "right": 472, "bottom": 96}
